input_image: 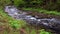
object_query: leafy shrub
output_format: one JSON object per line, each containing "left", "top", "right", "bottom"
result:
{"left": 0, "top": 0, "right": 60, "bottom": 11}
{"left": 39, "top": 29, "right": 51, "bottom": 34}
{"left": 0, "top": 9, "right": 26, "bottom": 29}
{"left": 0, "top": 0, "right": 11, "bottom": 8}
{"left": 14, "top": 0, "right": 25, "bottom": 7}
{"left": 9, "top": 20, "right": 26, "bottom": 29}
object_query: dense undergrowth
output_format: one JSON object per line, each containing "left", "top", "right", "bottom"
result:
{"left": 0, "top": 9, "right": 26, "bottom": 29}
{"left": 0, "top": 9, "right": 26, "bottom": 34}
{"left": 0, "top": 8, "right": 52, "bottom": 34}
{"left": 14, "top": 0, "right": 60, "bottom": 11}
{"left": 0, "top": 0, "right": 60, "bottom": 16}
{"left": 22, "top": 8, "right": 60, "bottom": 16}
{"left": 13, "top": 0, "right": 60, "bottom": 16}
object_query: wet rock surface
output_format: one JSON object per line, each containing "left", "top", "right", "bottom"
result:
{"left": 5, "top": 6, "right": 60, "bottom": 33}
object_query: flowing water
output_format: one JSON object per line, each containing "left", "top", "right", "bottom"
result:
{"left": 5, "top": 6, "right": 60, "bottom": 33}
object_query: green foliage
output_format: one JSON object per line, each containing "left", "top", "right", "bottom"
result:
{"left": 25, "top": 27, "right": 51, "bottom": 34}
{"left": 23, "top": 0, "right": 44, "bottom": 7}
{"left": 57, "top": 0, "right": 60, "bottom": 4}
{"left": 9, "top": 20, "right": 26, "bottom": 29}
{"left": 4, "top": 31, "right": 8, "bottom": 34}
{"left": 25, "top": 26, "right": 36, "bottom": 34}
{"left": 0, "top": 9, "right": 26, "bottom": 29}
{"left": 0, "top": 0, "right": 11, "bottom": 8}
{"left": 39, "top": 29, "right": 51, "bottom": 34}
{"left": 14, "top": 0, "right": 25, "bottom": 7}
{"left": 22, "top": 8, "right": 60, "bottom": 16}
{"left": 30, "top": 0, "right": 43, "bottom": 4}
{"left": 25, "top": 27, "right": 30, "bottom": 34}
{"left": 14, "top": 0, "right": 60, "bottom": 11}
{"left": 30, "top": 29, "right": 36, "bottom": 34}
{"left": 0, "top": 0, "right": 60, "bottom": 11}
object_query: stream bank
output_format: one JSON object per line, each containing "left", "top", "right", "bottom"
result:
{"left": 5, "top": 6, "right": 60, "bottom": 34}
